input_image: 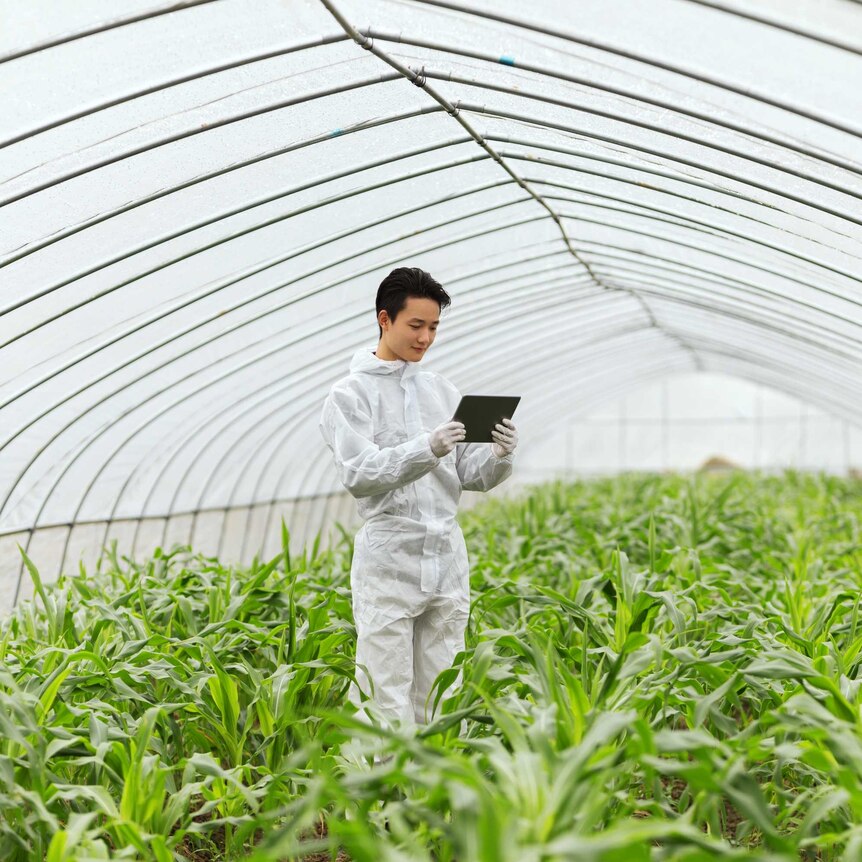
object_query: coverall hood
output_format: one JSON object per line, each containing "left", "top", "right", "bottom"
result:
{"left": 349, "top": 344, "right": 421, "bottom": 379}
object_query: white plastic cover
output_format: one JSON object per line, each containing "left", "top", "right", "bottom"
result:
{"left": 1, "top": 0, "right": 860, "bottom": 610}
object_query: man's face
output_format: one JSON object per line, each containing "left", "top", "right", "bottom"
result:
{"left": 380, "top": 296, "right": 440, "bottom": 361}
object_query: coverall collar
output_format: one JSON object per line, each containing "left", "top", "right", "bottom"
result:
{"left": 350, "top": 344, "right": 421, "bottom": 380}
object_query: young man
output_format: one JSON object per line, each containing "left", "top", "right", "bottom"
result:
{"left": 318, "top": 266, "right": 519, "bottom": 729}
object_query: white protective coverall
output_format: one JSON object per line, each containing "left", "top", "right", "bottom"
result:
{"left": 318, "top": 343, "right": 514, "bottom": 727}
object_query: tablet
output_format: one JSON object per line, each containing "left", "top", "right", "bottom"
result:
{"left": 451, "top": 395, "right": 521, "bottom": 443}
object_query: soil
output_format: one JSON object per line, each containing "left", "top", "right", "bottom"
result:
{"left": 296, "top": 819, "right": 351, "bottom": 862}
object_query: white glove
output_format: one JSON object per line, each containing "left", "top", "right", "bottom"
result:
{"left": 491, "top": 418, "right": 518, "bottom": 458}
{"left": 429, "top": 420, "right": 466, "bottom": 457}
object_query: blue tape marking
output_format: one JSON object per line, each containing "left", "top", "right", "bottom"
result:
{"left": 499, "top": 55, "right": 515, "bottom": 66}
{"left": 330, "top": 128, "right": 344, "bottom": 137}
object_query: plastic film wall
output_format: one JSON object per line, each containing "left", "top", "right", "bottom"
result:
{"left": 1, "top": 0, "right": 860, "bottom": 612}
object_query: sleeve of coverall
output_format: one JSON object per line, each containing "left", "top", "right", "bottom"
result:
{"left": 319, "top": 387, "right": 441, "bottom": 498}
{"left": 455, "top": 442, "right": 514, "bottom": 492}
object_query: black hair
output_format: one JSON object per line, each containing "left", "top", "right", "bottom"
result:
{"left": 375, "top": 267, "right": 451, "bottom": 339}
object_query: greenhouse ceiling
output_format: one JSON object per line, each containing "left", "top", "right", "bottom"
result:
{"left": 0, "top": 0, "right": 860, "bottom": 601}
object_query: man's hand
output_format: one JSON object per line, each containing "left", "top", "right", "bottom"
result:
{"left": 430, "top": 420, "right": 466, "bottom": 457}
{"left": 491, "top": 418, "right": 518, "bottom": 458}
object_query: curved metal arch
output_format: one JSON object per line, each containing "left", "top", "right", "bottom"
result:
{"left": 2, "top": 144, "right": 493, "bottom": 320}
{"left": 500, "top": 139, "right": 862, "bottom": 258}
{"left": 9, "top": 85, "right": 845, "bottom": 284}
{"left": 1, "top": 35, "right": 350, "bottom": 149}
{"left": 529, "top": 325, "right": 862, "bottom": 423}
{"left": 0, "top": 71, "right": 407, "bottom": 207}
{"left": 617, "top": 278, "right": 862, "bottom": 379}
{"left": 628, "top": 310, "right": 862, "bottom": 410}
{"left": 582, "top": 257, "right": 862, "bottom": 353}
{"left": 550, "top": 208, "right": 861, "bottom": 308}
{"left": 580, "top": 260, "right": 858, "bottom": 412}
{"left": 551, "top": 218, "right": 859, "bottom": 373}
{"left": 366, "top": 28, "right": 862, "bottom": 176}
{"left": 529, "top": 365, "right": 862, "bottom": 445}
{"left": 1, "top": 161, "right": 514, "bottom": 367}
{"left": 0, "top": 201, "right": 551, "bottom": 457}
{"left": 6, "top": 134, "right": 851, "bottom": 417}
{"left": 6, "top": 147, "right": 846, "bottom": 419}
{"left": 465, "top": 101, "right": 862, "bottom": 228}
{"left": 1, "top": 110, "right": 462, "bottom": 267}
{"left": 512, "top": 324, "right": 862, "bottom": 432}
{"left": 572, "top": 241, "right": 862, "bottom": 333}
{"left": 530, "top": 176, "right": 862, "bottom": 273}
{"left": 639, "top": 287, "right": 862, "bottom": 368}
{"left": 649, "top": 330, "right": 862, "bottom": 421}
{"left": 520, "top": 350, "right": 861, "bottom": 472}
{"left": 505, "top": 135, "right": 813, "bottom": 222}
{"left": 421, "top": 68, "right": 862, "bottom": 201}
{"left": 542, "top": 191, "right": 860, "bottom": 286}
{"left": 3, "top": 240, "right": 587, "bottom": 538}
{"left": 676, "top": 0, "right": 862, "bottom": 56}
{"left": 596, "top": 274, "right": 862, "bottom": 373}
{"left": 89, "top": 0, "right": 844, "bottom": 352}
{"left": 0, "top": 158, "right": 510, "bottom": 350}
{"left": 10, "top": 103, "right": 852, "bottom": 370}
{"left": 10, "top": 10, "right": 860, "bottom": 298}
{"left": 0, "top": 128, "right": 787, "bottom": 321}
{"left": 428, "top": 283, "right": 862, "bottom": 418}
{"left": 0, "top": 0, "right": 217, "bottom": 64}
{"left": 527, "top": 177, "right": 862, "bottom": 282}
{"left": 510, "top": 294, "right": 856, "bottom": 415}
{"left": 10, "top": 102, "right": 840, "bottom": 359}
{"left": 408, "top": 0, "right": 862, "bottom": 137}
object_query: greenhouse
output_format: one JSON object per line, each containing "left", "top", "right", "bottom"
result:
{"left": 1, "top": 0, "right": 861, "bottom": 859}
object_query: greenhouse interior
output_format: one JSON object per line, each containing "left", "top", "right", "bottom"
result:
{"left": 1, "top": 0, "right": 861, "bottom": 859}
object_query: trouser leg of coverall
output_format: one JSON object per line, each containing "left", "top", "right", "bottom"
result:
{"left": 411, "top": 596, "right": 468, "bottom": 725}
{"left": 351, "top": 613, "right": 416, "bottom": 728}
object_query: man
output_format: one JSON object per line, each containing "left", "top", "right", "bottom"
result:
{"left": 318, "top": 266, "right": 519, "bottom": 729}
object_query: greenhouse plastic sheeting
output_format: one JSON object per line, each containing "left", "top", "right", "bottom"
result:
{"left": 1, "top": 0, "right": 860, "bottom": 609}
